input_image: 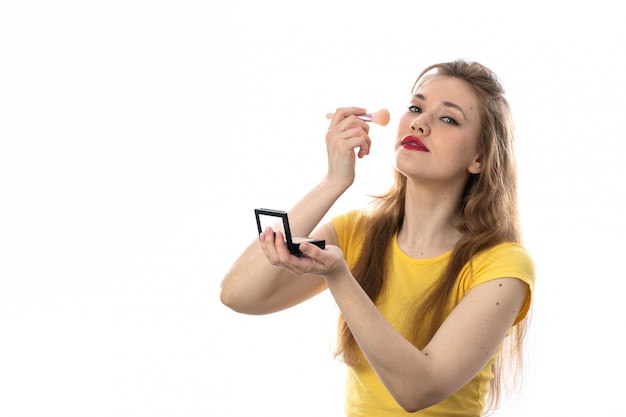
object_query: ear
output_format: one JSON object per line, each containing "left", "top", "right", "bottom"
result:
{"left": 468, "top": 153, "right": 482, "bottom": 175}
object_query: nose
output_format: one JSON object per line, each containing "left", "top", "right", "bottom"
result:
{"left": 410, "top": 114, "right": 430, "bottom": 136}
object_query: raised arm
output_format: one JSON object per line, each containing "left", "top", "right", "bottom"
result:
{"left": 220, "top": 107, "right": 372, "bottom": 315}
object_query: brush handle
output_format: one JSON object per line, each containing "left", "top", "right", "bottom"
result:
{"left": 325, "top": 109, "right": 388, "bottom": 126}
{"left": 325, "top": 112, "right": 373, "bottom": 120}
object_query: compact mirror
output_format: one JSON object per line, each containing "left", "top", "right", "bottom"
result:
{"left": 254, "top": 208, "right": 326, "bottom": 256}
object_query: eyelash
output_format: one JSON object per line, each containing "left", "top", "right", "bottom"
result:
{"left": 407, "top": 105, "right": 459, "bottom": 126}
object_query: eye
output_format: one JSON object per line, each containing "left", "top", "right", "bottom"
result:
{"left": 408, "top": 105, "right": 421, "bottom": 113}
{"left": 441, "top": 116, "right": 459, "bottom": 126}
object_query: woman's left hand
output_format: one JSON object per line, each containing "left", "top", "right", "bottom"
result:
{"left": 259, "top": 227, "right": 348, "bottom": 279}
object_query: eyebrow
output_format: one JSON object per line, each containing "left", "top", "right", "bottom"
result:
{"left": 414, "top": 93, "right": 467, "bottom": 121}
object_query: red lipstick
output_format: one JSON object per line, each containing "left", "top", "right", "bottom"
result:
{"left": 401, "top": 136, "right": 429, "bottom": 152}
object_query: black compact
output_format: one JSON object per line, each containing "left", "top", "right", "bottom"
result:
{"left": 254, "top": 208, "right": 326, "bottom": 256}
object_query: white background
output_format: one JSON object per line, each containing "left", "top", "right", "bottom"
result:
{"left": 1, "top": 1, "right": 625, "bottom": 416}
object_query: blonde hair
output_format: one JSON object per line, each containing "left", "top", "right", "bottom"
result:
{"left": 334, "top": 59, "right": 528, "bottom": 414}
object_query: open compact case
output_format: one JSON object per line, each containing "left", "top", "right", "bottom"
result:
{"left": 254, "top": 208, "right": 326, "bottom": 256}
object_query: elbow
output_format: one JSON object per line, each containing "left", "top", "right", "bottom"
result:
{"left": 219, "top": 279, "right": 269, "bottom": 315}
{"left": 396, "top": 398, "right": 435, "bottom": 414}
{"left": 390, "top": 386, "right": 445, "bottom": 413}
{"left": 385, "top": 360, "right": 456, "bottom": 412}
{"left": 398, "top": 398, "right": 421, "bottom": 414}
{"left": 219, "top": 286, "right": 235, "bottom": 309}
{"left": 220, "top": 283, "right": 247, "bottom": 313}
{"left": 219, "top": 277, "right": 245, "bottom": 312}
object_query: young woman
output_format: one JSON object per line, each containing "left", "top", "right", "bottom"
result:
{"left": 220, "top": 60, "right": 535, "bottom": 416}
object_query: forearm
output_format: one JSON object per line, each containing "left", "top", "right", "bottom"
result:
{"left": 324, "top": 271, "right": 440, "bottom": 412}
{"left": 284, "top": 176, "right": 349, "bottom": 237}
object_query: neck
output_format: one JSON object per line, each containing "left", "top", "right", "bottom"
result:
{"left": 397, "top": 179, "right": 465, "bottom": 259}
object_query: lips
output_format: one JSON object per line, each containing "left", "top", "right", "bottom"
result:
{"left": 401, "top": 136, "right": 429, "bottom": 152}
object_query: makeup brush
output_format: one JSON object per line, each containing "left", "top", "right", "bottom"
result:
{"left": 325, "top": 108, "right": 390, "bottom": 126}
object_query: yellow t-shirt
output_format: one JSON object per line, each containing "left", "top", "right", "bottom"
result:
{"left": 332, "top": 209, "right": 535, "bottom": 417}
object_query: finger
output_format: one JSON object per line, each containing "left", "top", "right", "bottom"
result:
{"left": 326, "top": 107, "right": 367, "bottom": 127}
{"left": 271, "top": 233, "right": 323, "bottom": 274}
{"left": 260, "top": 226, "right": 281, "bottom": 264}
{"left": 298, "top": 241, "right": 317, "bottom": 257}
{"left": 273, "top": 230, "right": 294, "bottom": 261}
{"left": 339, "top": 127, "right": 371, "bottom": 158}
{"left": 333, "top": 113, "right": 370, "bottom": 133}
{"left": 298, "top": 242, "right": 336, "bottom": 271}
{"left": 330, "top": 123, "right": 370, "bottom": 147}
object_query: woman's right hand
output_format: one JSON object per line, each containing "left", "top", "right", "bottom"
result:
{"left": 325, "top": 107, "right": 372, "bottom": 188}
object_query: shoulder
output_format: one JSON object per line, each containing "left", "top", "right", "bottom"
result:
{"left": 331, "top": 209, "right": 373, "bottom": 264}
{"left": 332, "top": 208, "right": 370, "bottom": 228}
{"left": 331, "top": 209, "right": 372, "bottom": 241}
{"left": 468, "top": 242, "right": 535, "bottom": 288}
{"left": 459, "top": 242, "right": 535, "bottom": 324}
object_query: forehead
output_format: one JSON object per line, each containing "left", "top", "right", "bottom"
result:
{"left": 413, "top": 75, "right": 481, "bottom": 117}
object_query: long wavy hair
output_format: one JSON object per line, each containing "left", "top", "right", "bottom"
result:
{"left": 334, "top": 60, "right": 528, "bottom": 414}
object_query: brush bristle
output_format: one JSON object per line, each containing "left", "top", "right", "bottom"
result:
{"left": 372, "top": 109, "right": 390, "bottom": 126}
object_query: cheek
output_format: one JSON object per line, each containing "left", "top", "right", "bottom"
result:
{"left": 396, "top": 114, "right": 412, "bottom": 136}
{"left": 454, "top": 141, "right": 481, "bottom": 168}
{"left": 456, "top": 129, "right": 480, "bottom": 153}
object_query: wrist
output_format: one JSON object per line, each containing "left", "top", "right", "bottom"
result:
{"left": 321, "top": 260, "right": 352, "bottom": 283}
{"left": 321, "top": 175, "right": 352, "bottom": 196}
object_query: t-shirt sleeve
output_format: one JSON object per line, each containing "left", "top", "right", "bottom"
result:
{"left": 459, "top": 242, "right": 536, "bottom": 325}
{"left": 331, "top": 209, "right": 368, "bottom": 269}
